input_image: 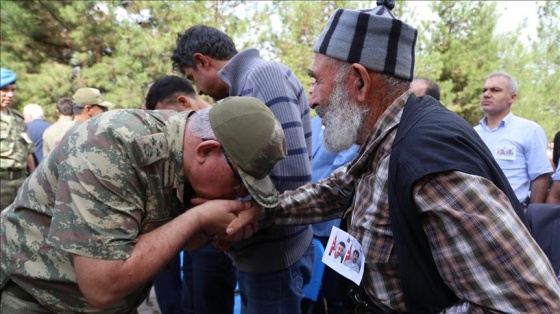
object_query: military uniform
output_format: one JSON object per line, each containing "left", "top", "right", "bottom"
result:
{"left": 0, "top": 107, "right": 34, "bottom": 210}
{"left": 1, "top": 109, "right": 192, "bottom": 312}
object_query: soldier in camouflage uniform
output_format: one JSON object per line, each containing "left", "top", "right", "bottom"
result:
{"left": 1, "top": 96, "right": 286, "bottom": 313}
{"left": 0, "top": 68, "right": 36, "bottom": 210}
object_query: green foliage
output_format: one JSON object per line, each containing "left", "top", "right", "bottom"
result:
{"left": 0, "top": 0, "right": 558, "bottom": 139}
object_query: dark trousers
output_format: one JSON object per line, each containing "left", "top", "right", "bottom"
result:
{"left": 153, "top": 256, "right": 185, "bottom": 314}
{"left": 182, "top": 243, "right": 236, "bottom": 314}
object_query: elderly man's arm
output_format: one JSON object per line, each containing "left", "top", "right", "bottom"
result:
{"left": 73, "top": 199, "right": 251, "bottom": 309}
{"left": 414, "top": 171, "right": 560, "bottom": 312}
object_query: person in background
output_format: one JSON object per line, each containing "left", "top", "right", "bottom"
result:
{"left": 172, "top": 24, "right": 314, "bottom": 314}
{"left": 307, "top": 115, "right": 358, "bottom": 314}
{"left": 410, "top": 77, "right": 440, "bottom": 101}
{"left": 227, "top": 1, "right": 560, "bottom": 312}
{"left": 23, "top": 103, "right": 51, "bottom": 165}
{"left": 552, "top": 130, "right": 560, "bottom": 169}
{"left": 0, "top": 68, "right": 35, "bottom": 210}
{"left": 546, "top": 167, "right": 560, "bottom": 204}
{"left": 1, "top": 97, "right": 280, "bottom": 313}
{"left": 42, "top": 97, "right": 75, "bottom": 157}
{"left": 475, "top": 71, "right": 552, "bottom": 205}
{"left": 145, "top": 75, "right": 235, "bottom": 314}
{"left": 72, "top": 87, "right": 113, "bottom": 124}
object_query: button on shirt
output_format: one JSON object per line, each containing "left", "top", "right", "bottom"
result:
{"left": 474, "top": 113, "right": 553, "bottom": 202}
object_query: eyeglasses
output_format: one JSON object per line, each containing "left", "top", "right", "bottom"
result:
{"left": 222, "top": 150, "right": 248, "bottom": 198}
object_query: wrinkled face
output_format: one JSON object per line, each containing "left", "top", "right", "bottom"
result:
{"left": 308, "top": 54, "right": 367, "bottom": 152}
{"left": 334, "top": 244, "right": 344, "bottom": 258}
{"left": 183, "top": 67, "right": 229, "bottom": 102}
{"left": 0, "top": 84, "right": 16, "bottom": 110}
{"left": 480, "top": 76, "right": 515, "bottom": 117}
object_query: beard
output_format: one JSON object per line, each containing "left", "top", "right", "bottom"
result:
{"left": 317, "top": 82, "right": 368, "bottom": 152}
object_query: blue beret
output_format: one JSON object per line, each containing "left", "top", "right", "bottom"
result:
{"left": 1, "top": 68, "right": 17, "bottom": 88}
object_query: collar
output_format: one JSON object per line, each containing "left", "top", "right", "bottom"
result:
{"left": 218, "top": 49, "right": 261, "bottom": 95}
{"left": 479, "top": 112, "right": 513, "bottom": 131}
{"left": 162, "top": 110, "right": 195, "bottom": 203}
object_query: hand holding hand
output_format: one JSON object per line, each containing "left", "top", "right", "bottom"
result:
{"left": 195, "top": 199, "right": 251, "bottom": 236}
{"left": 226, "top": 200, "right": 262, "bottom": 239}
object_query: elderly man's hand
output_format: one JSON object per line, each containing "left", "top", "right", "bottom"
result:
{"left": 226, "top": 200, "right": 262, "bottom": 240}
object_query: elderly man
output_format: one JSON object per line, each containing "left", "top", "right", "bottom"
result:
{"left": 0, "top": 68, "right": 35, "bottom": 210}
{"left": 23, "top": 103, "right": 52, "bottom": 164}
{"left": 229, "top": 1, "right": 560, "bottom": 312}
{"left": 1, "top": 97, "right": 282, "bottom": 313}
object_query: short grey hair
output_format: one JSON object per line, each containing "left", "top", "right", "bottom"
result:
{"left": 188, "top": 108, "right": 216, "bottom": 140}
{"left": 23, "top": 104, "right": 44, "bottom": 119}
{"left": 488, "top": 71, "right": 518, "bottom": 94}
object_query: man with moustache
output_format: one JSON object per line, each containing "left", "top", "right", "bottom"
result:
{"left": 228, "top": 0, "right": 560, "bottom": 312}
{"left": 0, "top": 68, "right": 35, "bottom": 210}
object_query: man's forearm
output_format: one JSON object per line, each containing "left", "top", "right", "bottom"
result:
{"left": 530, "top": 174, "right": 551, "bottom": 203}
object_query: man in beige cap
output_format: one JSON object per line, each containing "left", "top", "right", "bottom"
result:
{"left": 72, "top": 87, "right": 113, "bottom": 123}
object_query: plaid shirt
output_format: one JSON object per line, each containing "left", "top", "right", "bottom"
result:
{"left": 267, "top": 93, "right": 560, "bottom": 312}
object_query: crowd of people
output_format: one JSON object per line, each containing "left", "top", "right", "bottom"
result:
{"left": 1, "top": 0, "right": 559, "bottom": 313}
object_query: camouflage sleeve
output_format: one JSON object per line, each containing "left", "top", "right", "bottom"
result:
{"left": 46, "top": 117, "right": 146, "bottom": 260}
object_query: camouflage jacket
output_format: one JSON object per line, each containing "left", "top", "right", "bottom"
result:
{"left": 0, "top": 107, "right": 35, "bottom": 170}
{"left": 1, "top": 109, "right": 192, "bottom": 313}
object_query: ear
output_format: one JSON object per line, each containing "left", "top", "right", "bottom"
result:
{"left": 351, "top": 63, "right": 371, "bottom": 103}
{"left": 193, "top": 52, "right": 211, "bottom": 69}
{"left": 84, "top": 105, "right": 93, "bottom": 117}
{"left": 510, "top": 93, "right": 517, "bottom": 103}
{"left": 194, "top": 139, "right": 221, "bottom": 164}
{"left": 177, "top": 95, "right": 193, "bottom": 110}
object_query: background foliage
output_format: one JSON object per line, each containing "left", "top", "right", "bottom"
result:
{"left": 1, "top": 0, "right": 558, "bottom": 139}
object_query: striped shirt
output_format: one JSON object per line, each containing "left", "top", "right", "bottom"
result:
{"left": 266, "top": 93, "right": 560, "bottom": 312}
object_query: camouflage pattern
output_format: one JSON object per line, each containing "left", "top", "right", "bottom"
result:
{"left": 1, "top": 109, "right": 192, "bottom": 313}
{"left": 0, "top": 107, "right": 35, "bottom": 170}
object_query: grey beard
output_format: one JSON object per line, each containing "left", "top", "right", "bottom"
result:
{"left": 320, "top": 85, "right": 367, "bottom": 152}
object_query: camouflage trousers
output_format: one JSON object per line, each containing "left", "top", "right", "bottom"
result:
{"left": 1, "top": 281, "right": 51, "bottom": 313}
{"left": 0, "top": 177, "right": 25, "bottom": 211}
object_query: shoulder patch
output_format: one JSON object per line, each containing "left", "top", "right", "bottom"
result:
{"left": 134, "top": 133, "right": 169, "bottom": 166}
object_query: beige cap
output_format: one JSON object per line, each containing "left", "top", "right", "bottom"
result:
{"left": 73, "top": 88, "right": 114, "bottom": 109}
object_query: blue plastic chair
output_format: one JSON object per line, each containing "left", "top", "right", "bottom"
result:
{"left": 302, "top": 238, "right": 326, "bottom": 312}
